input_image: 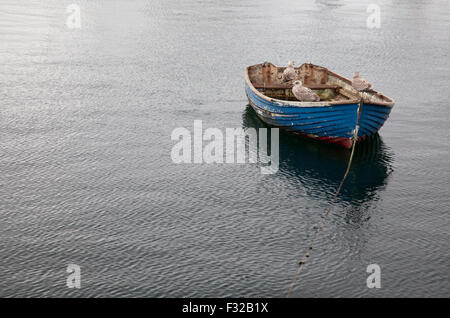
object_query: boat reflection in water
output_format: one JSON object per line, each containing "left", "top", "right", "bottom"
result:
{"left": 242, "top": 105, "right": 394, "bottom": 223}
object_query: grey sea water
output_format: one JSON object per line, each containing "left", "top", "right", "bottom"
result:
{"left": 0, "top": 0, "right": 449, "bottom": 297}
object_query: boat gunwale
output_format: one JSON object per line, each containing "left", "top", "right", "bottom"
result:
{"left": 245, "top": 63, "right": 395, "bottom": 108}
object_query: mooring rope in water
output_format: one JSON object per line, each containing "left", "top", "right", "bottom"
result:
{"left": 286, "top": 102, "right": 361, "bottom": 297}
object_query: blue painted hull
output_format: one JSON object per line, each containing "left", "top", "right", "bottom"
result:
{"left": 358, "top": 103, "right": 393, "bottom": 138}
{"left": 245, "top": 82, "right": 392, "bottom": 148}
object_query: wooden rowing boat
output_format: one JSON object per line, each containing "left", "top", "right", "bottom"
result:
{"left": 245, "top": 62, "right": 395, "bottom": 149}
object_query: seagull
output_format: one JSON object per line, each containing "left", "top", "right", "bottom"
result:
{"left": 352, "top": 71, "right": 373, "bottom": 91}
{"left": 282, "top": 60, "right": 296, "bottom": 82}
{"left": 292, "top": 80, "right": 320, "bottom": 102}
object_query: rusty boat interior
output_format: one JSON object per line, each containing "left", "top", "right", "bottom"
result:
{"left": 246, "top": 62, "right": 394, "bottom": 106}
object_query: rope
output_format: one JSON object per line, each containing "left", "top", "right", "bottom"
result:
{"left": 286, "top": 101, "right": 362, "bottom": 297}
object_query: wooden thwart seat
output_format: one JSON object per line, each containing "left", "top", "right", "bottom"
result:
{"left": 252, "top": 82, "right": 340, "bottom": 90}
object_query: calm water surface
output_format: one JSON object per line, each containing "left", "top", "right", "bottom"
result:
{"left": 1, "top": 0, "right": 449, "bottom": 297}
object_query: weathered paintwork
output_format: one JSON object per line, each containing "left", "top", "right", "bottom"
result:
{"left": 245, "top": 63, "right": 394, "bottom": 149}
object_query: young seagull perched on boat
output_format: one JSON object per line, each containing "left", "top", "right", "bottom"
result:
{"left": 292, "top": 80, "right": 320, "bottom": 102}
{"left": 282, "top": 60, "right": 296, "bottom": 82}
{"left": 352, "top": 71, "right": 373, "bottom": 91}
